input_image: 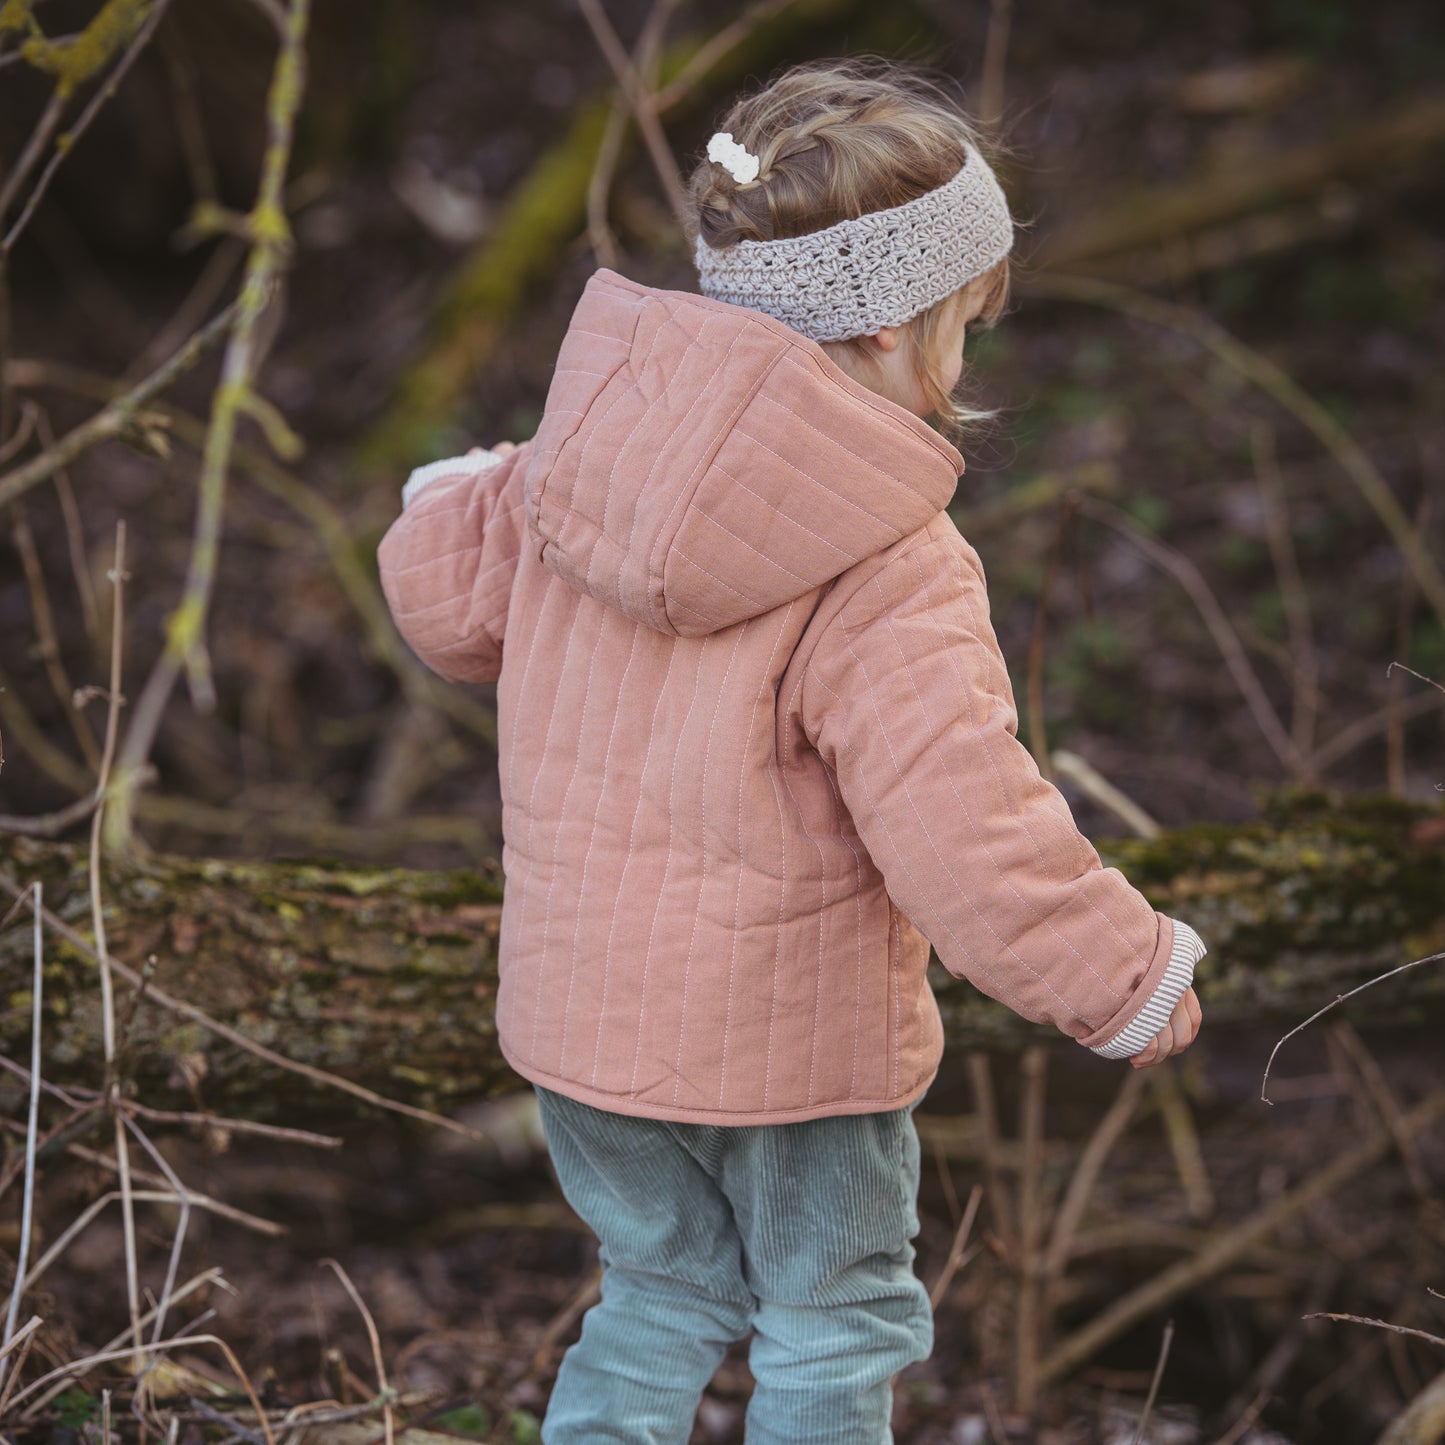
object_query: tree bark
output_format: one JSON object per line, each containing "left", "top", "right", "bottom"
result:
{"left": 1, "top": 794, "right": 1441, "bottom": 1122}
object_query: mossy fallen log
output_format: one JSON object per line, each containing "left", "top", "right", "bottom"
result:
{"left": 1, "top": 794, "right": 1441, "bottom": 1122}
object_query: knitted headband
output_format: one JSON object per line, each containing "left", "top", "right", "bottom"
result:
{"left": 694, "top": 143, "right": 1013, "bottom": 343}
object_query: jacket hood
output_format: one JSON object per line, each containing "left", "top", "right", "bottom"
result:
{"left": 524, "top": 269, "right": 963, "bottom": 638}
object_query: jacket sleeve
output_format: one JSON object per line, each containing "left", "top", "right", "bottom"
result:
{"left": 376, "top": 444, "right": 531, "bottom": 684}
{"left": 801, "top": 519, "right": 1202, "bottom": 1055}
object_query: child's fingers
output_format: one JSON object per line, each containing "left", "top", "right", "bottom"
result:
{"left": 1168, "top": 1002, "right": 1194, "bottom": 1057}
{"left": 1130, "top": 1039, "right": 1158, "bottom": 1069}
{"left": 1130, "top": 988, "right": 1204, "bottom": 1069}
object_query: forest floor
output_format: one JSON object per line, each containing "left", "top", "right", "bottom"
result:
{"left": 20, "top": 1030, "right": 1445, "bottom": 1444}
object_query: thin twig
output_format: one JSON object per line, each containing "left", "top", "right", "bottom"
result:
{"left": 1217, "top": 1263, "right": 1338, "bottom": 1430}
{"left": 189, "top": 1397, "right": 271, "bottom": 1445}
{"left": 1387, "top": 497, "right": 1433, "bottom": 795}
{"left": 0, "top": 1061, "right": 96, "bottom": 1133}
{"left": 575, "top": 0, "right": 688, "bottom": 227}
{"left": 3, "top": 0, "right": 176, "bottom": 252}
{"left": 1210, "top": 1388, "right": 1271, "bottom": 1445}
{"left": 2, "top": 361, "right": 499, "bottom": 747}
{"left": 19, "top": 1190, "right": 267, "bottom": 1297}
{"left": 0, "top": 884, "right": 42, "bottom": 1394}
{"left": 117, "top": 1098, "right": 342, "bottom": 1149}
{"left": 1303, "top": 1312, "right": 1445, "bottom": 1351}
{"left": 1388, "top": 661, "right": 1445, "bottom": 695}
{"left": 526, "top": 1267, "right": 603, "bottom": 1375}
{"left": 321, "top": 1260, "right": 395, "bottom": 1445}
{"left": 1130, "top": 1319, "right": 1175, "bottom": 1445}
{"left": 0, "top": 1115, "right": 287, "bottom": 1234}
{"left": 1312, "top": 689, "right": 1445, "bottom": 774}
{"left": 157, "top": 22, "right": 219, "bottom": 211}
{"left": 83, "top": 522, "right": 143, "bottom": 1365}
{"left": 1328, "top": 1021, "right": 1433, "bottom": 1198}
{"left": 9, "top": 498, "right": 100, "bottom": 767}
{"left": 36, "top": 406, "right": 100, "bottom": 639}
{"left": 0, "top": 396, "right": 38, "bottom": 463}
{"left": 0, "top": 1324, "right": 38, "bottom": 1418}
{"left": 1253, "top": 421, "right": 1319, "bottom": 773}
{"left": 1079, "top": 493, "right": 1303, "bottom": 775}
{"left": 930, "top": 1184, "right": 984, "bottom": 1309}
{"left": 1051, "top": 749, "right": 1160, "bottom": 838}
{"left": 587, "top": 100, "right": 628, "bottom": 267}
{"left": 967, "top": 1054, "right": 1017, "bottom": 1258}
{"left": 132, "top": 237, "right": 248, "bottom": 380}
{"left": 652, "top": 0, "right": 799, "bottom": 115}
{"left": 1014, "top": 1045, "right": 1048, "bottom": 1414}
{"left": 1042, "top": 1068, "right": 1146, "bottom": 1286}
{"left": 0, "top": 299, "right": 239, "bottom": 509}
{"left": 979, "top": 1382, "right": 1010, "bottom": 1445}
{"left": 0, "top": 656, "right": 93, "bottom": 796}
{"left": 1037, "top": 1089, "right": 1445, "bottom": 1384}
{"left": 121, "top": 1113, "right": 193, "bottom": 1348}
{"left": 0, "top": 91, "right": 66, "bottom": 225}
{"left": 978, "top": 0, "right": 1012, "bottom": 126}
{"left": 1025, "top": 499, "right": 1074, "bottom": 781}
{"left": 0, "top": 1315, "right": 43, "bottom": 1364}
{"left": 107, "top": 0, "right": 313, "bottom": 849}
{"left": 19, "top": 1267, "right": 227, "bottom": 1420}
{"left": 1261, "top": 952, "right": 1445, "bottom": 1103}
{"left": 1150, "top": 1068, "right": 1214, "bottom": 1220}
{"left": 8, "top": 1333, "right": 276, "bottom": 1443}
{"left": 585, "top": 0, "right": 677, "bottom": 266}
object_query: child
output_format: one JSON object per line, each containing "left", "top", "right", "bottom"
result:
{"left": 379, "top": 58, "right": 1203, "bottom": 1445}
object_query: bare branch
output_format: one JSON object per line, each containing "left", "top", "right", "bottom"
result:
{"left": 0, "top": 300, "right": 238, "bottom": 509}
{"left": 0, "top": 884, "right": 42, "bottom": 1395}
{"left": 2, "top": 0, "right": 177, "bottom": 252}
{"left": 576, "top": 0, "right": 688, "bottom": 226}
{"left": 1304, "top": 1311, "right": 1445, "bottom": 1351}
{"left": 106, "top": 0, "right": 313, "bottom": 851}
{"left": 1078, "top": 494, "right": 1304, "bottom": 776}
{"left": 1261, "top": 952, "right": 1445, "bottom": 1103}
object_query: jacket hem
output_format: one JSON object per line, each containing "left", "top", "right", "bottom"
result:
{"left": 500, "top": 1046, "right": 937, "bottom": 1126}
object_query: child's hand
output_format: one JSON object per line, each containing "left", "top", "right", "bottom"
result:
{"left": 1130, "top": 987, "right": 1202, "bottom": 1069}
{"left": 468, "top": 441, "right": 517, "bottom": 456}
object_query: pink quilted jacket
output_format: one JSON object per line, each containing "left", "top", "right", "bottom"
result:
{"left": 378, "top": 269, "right": 1200, "bottom": 1124}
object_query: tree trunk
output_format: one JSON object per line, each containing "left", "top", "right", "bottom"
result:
{"left": 2, "top": 794, "right": 1441, "bottom": 1122}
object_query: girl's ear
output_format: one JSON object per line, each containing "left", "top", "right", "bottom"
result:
{"left": 872, "top": 326, "right": 904, "bottom": 354}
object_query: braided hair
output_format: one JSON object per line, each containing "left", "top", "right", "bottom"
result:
{"left": 687, "top": 58, "right": 1009, "bottom": 437}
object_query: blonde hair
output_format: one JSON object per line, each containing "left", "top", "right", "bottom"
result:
{"left": 687, "top": 58, "right": 1010, "bottom": 439}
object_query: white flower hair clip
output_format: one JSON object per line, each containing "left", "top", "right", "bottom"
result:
{"left": 706, "top": 131, "right": 760, "bottom": 185}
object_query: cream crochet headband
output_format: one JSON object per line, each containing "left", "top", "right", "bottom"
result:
{"left": 694, "top": 140, "right": 1013, "bottom": 343}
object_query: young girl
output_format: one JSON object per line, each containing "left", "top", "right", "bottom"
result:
{"left": 379, "top": 58, "right": 1203, "bottom": 1445}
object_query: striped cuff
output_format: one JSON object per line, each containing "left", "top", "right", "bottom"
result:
{"left": 401, "top": 450, "right": 504, "bottom": 510}
{"left": 1090, "top": 920, "right": 1207, "bottom": 1060}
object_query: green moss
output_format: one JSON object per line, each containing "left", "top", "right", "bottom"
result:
{"left": 20, "top": 0, "right": 150, "bottom": 98}
{"left": 0, "top": 0, "right": 33, "bottom": 38}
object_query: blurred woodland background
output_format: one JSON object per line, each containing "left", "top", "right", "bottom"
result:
{"left": 0, "top": 0, "right": 1444, "bottom": 1442}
